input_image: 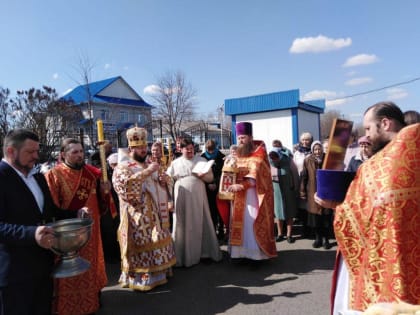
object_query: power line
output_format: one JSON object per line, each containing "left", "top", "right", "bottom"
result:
{"left": 328, "top": 76, "right": 420, "bottom": 101}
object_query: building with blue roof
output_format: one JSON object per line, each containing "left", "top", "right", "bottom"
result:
{"left": 225, "top": 89, "right": 325, "bottom": 150}
{"left": 62, "top": 76, "right": 153, "bottom": 147}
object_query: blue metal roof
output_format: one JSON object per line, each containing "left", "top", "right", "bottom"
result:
{"left": 225, "top": 89, "right": 324, "bottom": 115}
{"left": 62, "top": 76, "right": 152, "bottom": 107}
{"left": 298, "top": 101, "right": 325, "bottom": 113}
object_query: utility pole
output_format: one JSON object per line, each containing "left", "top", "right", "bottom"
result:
{"left": 219, "top": 104, "right": 224, "bottom": 149}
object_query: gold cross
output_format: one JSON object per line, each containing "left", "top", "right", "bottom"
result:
{"left": 77, "top": 189, "right": 88, "bottom": 200}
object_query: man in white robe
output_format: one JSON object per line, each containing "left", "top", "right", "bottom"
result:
{"left": 166, "top": 138, "right": 222, "bottom": 267}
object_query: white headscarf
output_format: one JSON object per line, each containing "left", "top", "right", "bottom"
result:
{"left": 310, "top": 140, "right": 322, "bottom": 153}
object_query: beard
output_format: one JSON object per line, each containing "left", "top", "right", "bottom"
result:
{"left": 64, "top": 160, "right": 85, "bottom": 170}
{"left": 133, "top": 152, "right": 147, "bottom": 163}
{"left": 14, "top": 157, "right": 38, "bottom": 174}
{"left": 371, "top": 139, "right": 390, "bottom": 155}
{"left": 237, "top": 141, "right": 254, "bottom": 157}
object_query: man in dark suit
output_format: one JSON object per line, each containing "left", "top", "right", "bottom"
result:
{"left": 0, "top": 129, "right": 82, "bottom": 315}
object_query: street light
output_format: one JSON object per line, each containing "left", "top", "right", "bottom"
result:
{"left": 219, "top": 104, "right": 224, "bottom": 149}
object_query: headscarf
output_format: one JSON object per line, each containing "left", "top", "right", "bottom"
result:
{"left": 203, "top": 149, "right": 219, "bottom": 160}
{"left": 311, "top": 140, "right": 323, "bottom": 163}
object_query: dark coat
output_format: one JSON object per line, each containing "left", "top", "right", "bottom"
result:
{"left": 201, "top": 150, "right": 226, "bottom": 187}
{"left": 346, "top": 154, "right": 363, "bottom": 172}
{"left": 270, "top": 149, "right": 298, "bottom": 219}
{"left": 299, "top": 154, "right": 324, "bottom": 215}
{"left": 0, "top": 161, "right": 73, "bottom": 287}
{"left": 201, "top": 150, "right": 226, "bottom": 229}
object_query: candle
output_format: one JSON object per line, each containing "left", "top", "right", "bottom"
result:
{"left": 161, "top": 140, "right": 165, "bottom": 156}
{"left": 168, "top": 138, "right": 172, "bottom": 156}
{"left": 97, "top": 120, "right": 104, "bottom": 142}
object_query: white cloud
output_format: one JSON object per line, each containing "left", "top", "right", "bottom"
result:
{"left": 52, "top": 73, "right": 59, "bottom": 80}
{"left": 343, "top": 54, "right": 379, "bottom": 67}
{"left": 326, "top": 98, "right": 348, "bottom": 107}
{"left": 386, "top": 88, "right": 408, "bottom": 100}
{"left": 345, "top": 77, "right": 373, "bottom": 86}
{"left": 143, "top": 84, "right": 161, "bottom": 95}
{"left": 303, "top": 90, "right": 349, "bottom": 107}
{"left": 289, "top": 35, "right": 351, "bottom": 54}
{"left": 104, "top": 63, "right": 111, "bottom": 69}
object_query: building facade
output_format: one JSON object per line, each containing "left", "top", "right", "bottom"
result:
{"left": 62, "top": 76, "right": 153, "bottom": 149}
{"left": 225, "top": 89, "right": 325, "bottom": 150}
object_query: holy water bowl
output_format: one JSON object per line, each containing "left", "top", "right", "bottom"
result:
{"left": 48, "top": 218, "right": 93, "bottom": 278}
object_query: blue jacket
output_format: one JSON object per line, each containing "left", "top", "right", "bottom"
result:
{"left": 0, "top": 161, "right": 73, "bottom": 287}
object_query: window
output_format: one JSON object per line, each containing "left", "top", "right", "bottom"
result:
{"left": 100, "top": 109, "right": 110, "bottom": 120}
{"left": 137, "top": 113, "right": 145, "bottom": 124}
{"left": 120, "top": 111, "right": 128, "bottom": 122}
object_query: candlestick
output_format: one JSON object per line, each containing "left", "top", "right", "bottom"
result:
{"left": 97, "top": 120, "right": 104, "bottom": 142}
{"left": 168, "top": 138, "right": 172, "bottom": 162}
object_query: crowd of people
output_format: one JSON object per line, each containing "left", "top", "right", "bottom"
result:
{"left": 0, "top": 102, "right": 418, "bottom": 314}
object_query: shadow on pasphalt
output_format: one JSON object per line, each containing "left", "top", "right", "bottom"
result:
{"left": 97, "top": 248, "right": 335, "bottom": 315}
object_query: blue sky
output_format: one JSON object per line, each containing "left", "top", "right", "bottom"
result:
{"left": 1, "top": 0, "right": 420, "bottom": 124}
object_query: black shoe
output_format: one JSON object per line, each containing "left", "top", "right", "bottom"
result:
{"left": 217, "top": 230, "right": 225, "bottom": 240}
{"left": 275, "top": 235, "right": 284, "bottom": 242}
{"left": 312, "top": 239, "right": 322, "bottom": 248}
{"left": 286, "top": 236, "right": 295, "bottom": 244}
{"left": 323, "top": 239, "right": 331, "bottom": 249}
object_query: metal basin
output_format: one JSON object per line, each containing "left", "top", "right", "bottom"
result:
{"left": 48, "top": 218, "right": 93, "bottom": 278}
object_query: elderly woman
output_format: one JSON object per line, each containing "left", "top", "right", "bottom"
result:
{"left": 293, "top": 132, "right": 314, "bottom": 238}
{"left": 269, "top": 143, "right": 298, "bottom": 244}
{"left": 299, "top": 141, "right": 332, "bottom": 249}
{"left": 293, "top": 132, "right": 313, "bottom": 175}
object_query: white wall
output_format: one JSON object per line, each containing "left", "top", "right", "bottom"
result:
{"left": 297, "top": 109, "right": 320, "bottom": 142}
{"left": 98, "top": 78, "right": 140, "bottom": 100}
{"left": 237, "top": 110, "right": 294, "bottom": 150}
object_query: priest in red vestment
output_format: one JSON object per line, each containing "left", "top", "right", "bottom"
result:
{"left": 45, "top": 138, "right": 108, "bottom": 315}
{"left": 227, "top": 122, "right": 277, "bottom": 260}
{"left": 315, "top": 102, "right": 420, "bottom": 314}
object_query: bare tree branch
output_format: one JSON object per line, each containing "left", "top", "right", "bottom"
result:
{"left": 9, "top": 86, "right": 82, "bottom": 162}
{"left": 67, "top": 51, "right": 97, "bottom": 148}
{"left": 150, "top": 71, "right": 197, "bottom": 141}
{"left": 0, "top": 87, "right": 12, "bottom": 137}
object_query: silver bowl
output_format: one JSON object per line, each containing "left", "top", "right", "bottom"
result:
{"left": 48, "top": 218, "right": 93, "bottom": 278}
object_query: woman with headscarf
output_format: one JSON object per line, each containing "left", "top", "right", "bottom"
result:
{"left": 269, "top": 141, "right": 298, "bottom": 243}
{"left": 299, "top": 141, "right": 332, "bottom": 249}
{"left": 293, "top": 132, "right": 313, "bottom": 238}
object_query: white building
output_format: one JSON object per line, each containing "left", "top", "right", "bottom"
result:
{"left": 225, "top": 89, "right": 325, "bottom": 150}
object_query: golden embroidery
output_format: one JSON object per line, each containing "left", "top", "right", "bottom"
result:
{"left": 335, "top": 124, "right": 420, "bottom": 310}
{"left": 77, "top": 188, "right": 88, "bottom": 200}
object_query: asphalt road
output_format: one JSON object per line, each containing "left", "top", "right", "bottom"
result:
{"left": 97, "top": 235, "right": 336, "bottom": 315}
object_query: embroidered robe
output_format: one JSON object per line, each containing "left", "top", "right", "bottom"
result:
{"left": 333, "top": 123, "right": 420, "bottom": 311}
{"left": 230, "top": 141, "right": 277, "bottom": 258}
{"left": 112, "top": 155, "right": 176, "bottom": 290}
{"left": 45, "top": 163, "right": 107, "bottom": 315}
